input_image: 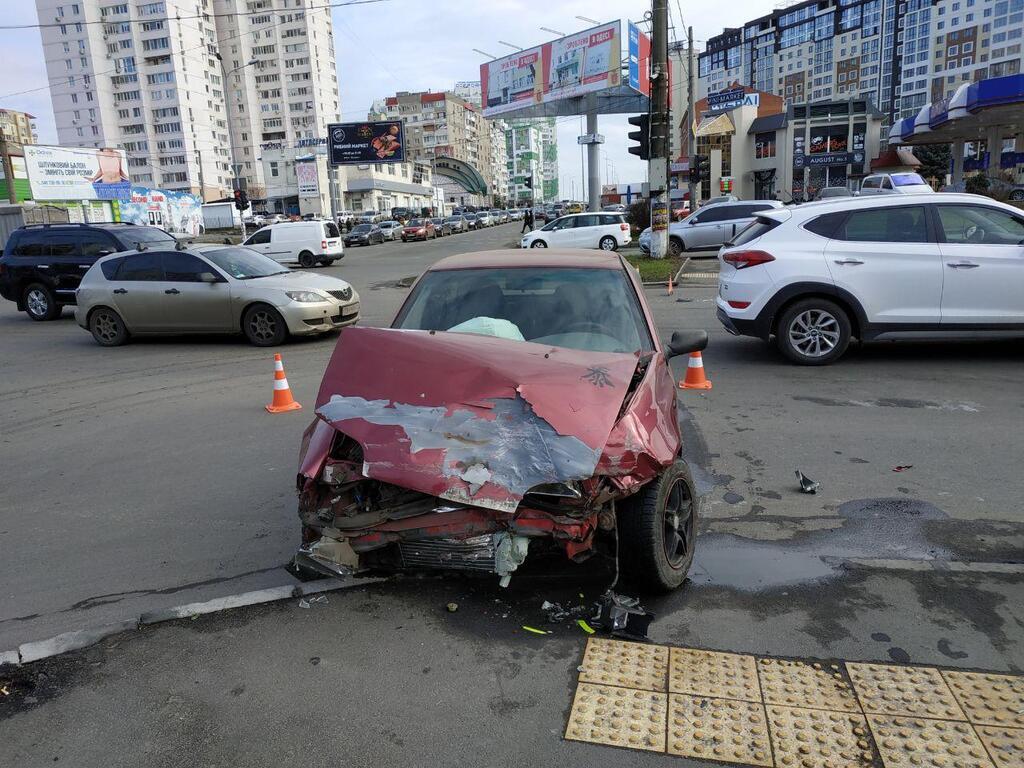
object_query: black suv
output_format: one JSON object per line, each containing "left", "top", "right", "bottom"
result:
{"left": 0, "top": 223, "right": 177, "bottom": 320}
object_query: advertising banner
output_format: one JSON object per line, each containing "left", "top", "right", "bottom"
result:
{"left": 627, "top": 21, "right": 651, "bottom": 96}
{"left": 327, "top": 121, "right": 405, "bottom": 165}
{"left": 708, "top": 87, "right": 759, "bottom": 113}
{"left": 24, "top": 145, "right": 131, "bottom": 201}
{"left": 296, "top": 160, "right": 319, "bottom": 197}
{"left": 480, "top": 22, "right": 622, "bottom": 117}
{"left": 117, "top": 186, "right": 203, "bottom": 236}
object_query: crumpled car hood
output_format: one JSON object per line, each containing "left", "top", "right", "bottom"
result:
{"left": 313, "top": 326, "right": 641, "bottom": 513}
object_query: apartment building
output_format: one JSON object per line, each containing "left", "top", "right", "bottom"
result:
{"left": 697, "top": 0, "right": 1024, "bottom": 129}
{"left": 506, "top": 118, "right": 559, "bottom": 204}
{"left": 0, "top": 110, "right": 40, "bottom": 145}
{"left": 36, "top": 0, "right": 340, "bottom": 202}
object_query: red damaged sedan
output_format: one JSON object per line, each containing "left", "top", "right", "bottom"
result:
{"left": 400, "top": 217, "right": 436, "bottom": 242}
{"left": 295, "top": 250, "right": 707, "bottom": 591}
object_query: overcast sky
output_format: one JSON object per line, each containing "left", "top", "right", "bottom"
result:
{"left": 1, "top": 0, "right": 766, "bottom": 197}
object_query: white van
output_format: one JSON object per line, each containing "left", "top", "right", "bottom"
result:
{"left": 242, "top": 220, "right": 344, "bottom": 267}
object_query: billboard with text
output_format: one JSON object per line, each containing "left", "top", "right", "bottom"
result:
{"left": 480, "top": 22, "right": 622, "bottom": 117}
{"left": 327, "top": 121, "right": 405, "bottom": 165}
{"left": 24, "top": 145, "right": 131, "bottom": 202}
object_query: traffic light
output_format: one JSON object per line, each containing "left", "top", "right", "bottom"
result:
{"left": 524, "top": 176, "right": 533, "bottom": 189}
{"left": 696, "top": 154, "right": 711, "bottom": 182}
{"left": 689, "top": 155, "right": 703, "bottom": 184}
{"left": 627, "top": 114, "right": 650, "bottom": 160}
{"left": 233, "top": 188, "right": 250, "bottom": 211}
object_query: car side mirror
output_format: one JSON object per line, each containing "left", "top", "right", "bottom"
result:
{"left": 198, "top": 272, "right": 219, "bottom": 284}
{"left": 666, "top": 330, "right": 708, "bottom": 360}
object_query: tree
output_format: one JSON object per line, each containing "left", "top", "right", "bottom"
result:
{"left": 628, "top": 200, "right": 650, "bottom": 233}
{"left": 913, "top": 145, "right": 951, "bottom": 187}
{"left": 965, "top": 173, "right": 990, "bottom": 196}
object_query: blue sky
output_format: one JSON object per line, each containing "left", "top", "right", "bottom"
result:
{"left": 1, "top": 0, "right": 762, "bottom": 195}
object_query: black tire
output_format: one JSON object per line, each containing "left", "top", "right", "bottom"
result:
{"left": 243, "top": 303, "right": 288, "bottom": 346}
{"left": 618, "top": 461, "right": 697, "bottom": 592}
{"left": 23, "top": 283, "right": 61, "bottom": 321}
{"left": 1010, "top": 189, "right": 1024, "bottom": 201}
{"left": 88, "top": 307, "right": 129, "bottom": 346}
{"left": 599, "top": 236, "right": 618, "bottom": 251}
{"left": 668, "top": 237, "right": 685, "bottom": 257}
{"left": 775, "top": 297, "right": 851, "bottom": 365}
{"left": 298, "top": 251, "right": 316, "bottom": 269}
{"left": 530, "top": 240, "right": 548, "bottom": 248}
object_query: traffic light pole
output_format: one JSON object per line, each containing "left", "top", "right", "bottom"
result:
{"left": 648, "top": 0, "right": 670, "bottom": 260}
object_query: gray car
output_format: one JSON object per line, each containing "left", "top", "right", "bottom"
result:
{"left": 639, "top": 200, "right": 784, "bottom": 256}
{"left": 75, "top": 244, "right": 360, "bottom": 347}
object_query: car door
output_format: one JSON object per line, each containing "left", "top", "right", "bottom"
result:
{"left": 108, "top": 251, "right": 167, "bottom": 331}
{"left": 933, "top": 203, "right": 1024, "bottom": 324}
{"left": 243, "top": 227, "right": 273, "bottom": 258}
{"left": 823, "top": 204, "right": 942, "bottom": 324}
{"left": 571, "top": 215, "right": 602, "bottom": 247}
{"left": 544, "top": 217, "right": 577, "bottom": 247}
{"left": 683, "top": 206, "right": 732, "bottom": 249}
{"left": 44, "top": 231, "right": 85, "bottom": 302}
{"left": 159, "top": 251, "right": 233, "bottom": 331}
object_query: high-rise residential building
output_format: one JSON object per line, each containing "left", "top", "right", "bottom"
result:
{"left": 506, "top": 118, "right": 559, "bottom": 204}
{"left": 668, "top": 42, "right": 698, "bottom": 160}
{"left": 35, "top": 0, "right": 340, "bottom": 202}
{"left": 371, "top": 90, "right": 505, "bottom": 206}
{"left": 0, "top": 110, "right": 40, "bottom": 145}
{"left": 697, "top": 0, "right": 1024, "bottom": 129}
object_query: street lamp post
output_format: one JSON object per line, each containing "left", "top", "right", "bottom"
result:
{"left": 217, "top": 54, "right": 257, "bottom": 239}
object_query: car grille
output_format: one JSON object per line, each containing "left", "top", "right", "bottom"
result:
{"left": 397, "top": 535, "right": 496, "bottom": 573}
{"left": 327, "top": 288, "right": 352, "bottom": 301}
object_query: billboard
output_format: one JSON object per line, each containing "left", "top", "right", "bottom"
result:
{"left": 708, "top": 87, "right": 759, "bottom": 113}
{"left": 480, "top": 22, "right": 622, "bottom": 117}
{"left": 327, "top": 121, "right": 405, "bottom": 165}
{"left": 118, "top": 187, "right": 203, "bottom": 236}
{"left": 295, "top": 160, "right": 319, "bottom": 197}
{"left": 628, "top": 21, "right": 651, "bottom": 96}
{"left": 24, "top": 145, "right": 131, "bottom": 201}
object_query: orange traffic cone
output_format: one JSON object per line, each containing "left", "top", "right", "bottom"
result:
{"left": 667, "top": 273, "right": 674, "bottom": 296}
{"left": 266, "top": 353, "right": 302, "bottom": 413}
{"left": 679, "top": 351, "right": 713, "bottom": 390}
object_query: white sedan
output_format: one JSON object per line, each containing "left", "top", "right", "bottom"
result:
{"left": 521, "top": 212, "right": 632, "bottom": 251}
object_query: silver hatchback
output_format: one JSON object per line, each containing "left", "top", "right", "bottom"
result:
{"left": 75, "top": 244, "right": 360, "bottom": 347}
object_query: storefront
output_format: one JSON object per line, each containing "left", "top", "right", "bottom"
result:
{"left": 789, "top": 103, "right": 878, "bottom": 200}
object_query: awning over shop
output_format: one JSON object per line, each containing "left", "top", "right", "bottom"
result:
{"left": 695, "top": 112, "right": 735, "bottom": 137}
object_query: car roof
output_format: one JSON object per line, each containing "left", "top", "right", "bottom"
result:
{"left": 427, "top": 249, "right": 623, "bottom": 272}
{"left": 768, "top": 191, "right": 1013, "bottom": 219}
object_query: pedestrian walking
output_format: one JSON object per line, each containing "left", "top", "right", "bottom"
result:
{"left": 521, "top": 208, "right": 533, "bottom": 233}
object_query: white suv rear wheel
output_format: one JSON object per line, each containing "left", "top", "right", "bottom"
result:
{"left": 776, "top": 298, "right": 851, "bottom": 365}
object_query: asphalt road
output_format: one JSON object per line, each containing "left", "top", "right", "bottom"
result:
{"left": 2, "top": 221, "right": 1022, "bottom": 766}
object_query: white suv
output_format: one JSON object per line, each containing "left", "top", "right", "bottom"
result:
{"left": 716, "top": 193, "right": 1024, "bottom": 364}
{"left": 522, "top": 212, "right": 631, "bottom": 251}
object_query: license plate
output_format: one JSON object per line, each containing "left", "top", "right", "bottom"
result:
{"left": 342, "top": 303, "right": 359, "bottom": 316}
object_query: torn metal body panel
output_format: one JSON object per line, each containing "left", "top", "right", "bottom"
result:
{"left": 295, "top": 257, "right": 685, "bottom": 585}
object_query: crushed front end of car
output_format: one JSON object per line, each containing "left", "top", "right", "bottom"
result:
{"left": 295, "top": 326, "right": 680, "bottom": 585}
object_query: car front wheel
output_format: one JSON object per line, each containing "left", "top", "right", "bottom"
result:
{"left": 243, "top": 303, "right": 288, "bottom": 346}
{"left": 89, "top": 307, "right": 129, "bottom": 346}
{"left": 24, "top": 283, "right": 61, "bottom": 321}
{"left": 776, "top": 298, "right": 851, "bottom": 365}
{"left": 668, "top": 237, "right": 685, "bottom": 257}
{"left": 530, "top": 240, "right": 547, "bottom": 248}
{"left": 618, "top": 460, "right": 697, "bottom": 592}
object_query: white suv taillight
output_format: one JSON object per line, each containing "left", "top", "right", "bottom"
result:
{"left": 620, "top": 223, "right": 629, "bottom": 232}
{"left": 722, "top": 250, "right": 775, "bottom": 269}
{"left": 321, "top": 239, "right": 327, "bottom": 249}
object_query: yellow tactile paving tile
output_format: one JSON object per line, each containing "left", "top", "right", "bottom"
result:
{"left": 577, "top": 637, "right": 669, "bottom": 692}
{"left": 975, "top": 725, "right": 1024, "bottom": 768}
{"left": 766, "top": 704, "right": 876, "bottom": 768}
{"left": 848, "top": 662, "right": 966, "bottom": 720}
{"left": 867, "top": 715, "right": 995, "bottom": 768}
{"left": 667, "top": 693, "right": 773, "bottom": 765}
{"left": 564, "top": 682, "right": 667, "bottom": 752}
{"left": 757, "top": 658, "right": 862, "bottom": 713}
{"left": 669, "top": 647, "right": 762, "bottom": 703}
{"left": 942, "top": 671, "right": 1024, "bottom": 728}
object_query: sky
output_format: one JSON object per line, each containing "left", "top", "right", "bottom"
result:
{"left": 0, "top": 0, "right": 767, "bottom": 198}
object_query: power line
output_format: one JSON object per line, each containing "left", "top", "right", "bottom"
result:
{"left": 0, "top": 0, "right": 387, "bottom": 31}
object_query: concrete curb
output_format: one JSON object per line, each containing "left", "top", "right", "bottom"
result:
{"left": 2, "top": 576, "right": 385, "bottom": 667}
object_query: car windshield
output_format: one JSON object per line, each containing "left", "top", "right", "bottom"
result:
{"left": 465, "top": 214, "right": 477, "bottom": 220}
{"left": 407, "top": 219, "right": 424, "bottom": 226}
{"left": 891, "top": 173, "right": 929, "bottom": 187}
{"left": 115, "top": 226, "right": 176, "bottom": 248}
{"left": 352, "top": 224, "right": 371, "bottom": 233}
{"left": 202, "top": 247, "right": 288, "bottom": 279}
{"left": 394, "top": 267, "right": 653, "bottom": 354}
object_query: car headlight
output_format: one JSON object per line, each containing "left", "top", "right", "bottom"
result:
{"left": 286, "top": 290, "right": 326, "bottom": 303}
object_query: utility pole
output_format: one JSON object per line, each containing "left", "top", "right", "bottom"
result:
{"left": 687, "top": 25, "right": 697, "bottom": 210}
{"left": 1, "top": 141, "right": 18, "bottom": 204}
{"left": 196, "top": 149, "right": 206, "bottom": 203}
{"left": 648, "top": 0, "right": 670, "bottom": 259}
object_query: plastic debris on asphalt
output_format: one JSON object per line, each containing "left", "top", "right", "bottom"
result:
{"left": 594, "top": 591, "right": 655, "bottom": 640}
{"left": 892, "top": 465, "right": 914, "bottom": 472}
{"left": 523, "top": 626, "right": 551, "bottom": 635}
{"left": 446, "top": 602, "right": 459, "bottom": 613}
{"left": 795, "top": 470, "right": 819, "bottom": 494}
{"left": 577, "top": 619, "right": 596, "bottom": 635}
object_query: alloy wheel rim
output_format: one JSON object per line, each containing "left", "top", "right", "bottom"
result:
{"left": 250, "top": 311, "right": 276, "bottom": 341}
{"left": 601, "top": 238, "right": 615, "bottom": 250}
{"left": 93, "top": 312, "right": 119, "bottom": 342}
{"left": 789, "top": 309, "right": 840, "bottom": 358}
{"left": 27, "top": 289, "right": 48, "bottom": 316}
{"left": 662, "top": 478, "right": 694, "bottom": 569}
